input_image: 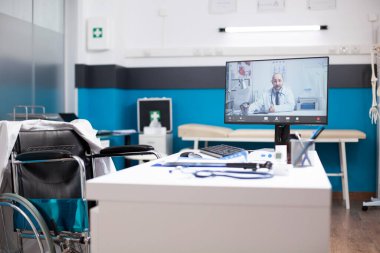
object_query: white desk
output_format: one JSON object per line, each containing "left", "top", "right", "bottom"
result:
{"left": 179, "top": 125, "right": 366, "bottom": 209}
{"left": 87, "top": 152, "right": 331, "bottom": 253}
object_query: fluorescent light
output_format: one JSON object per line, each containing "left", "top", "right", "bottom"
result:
{"left": 219, "top": 25, "right": 328, "bottom": 33}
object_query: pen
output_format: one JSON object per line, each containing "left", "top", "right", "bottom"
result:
{"left": 293, "top": 127, "right": 325, "bottom": 166}
{"left": 294, "top": 132, "right": 310, "bottom": 165}
{"left": 294, "top": 132, "right": 304, "bottom": 147}
{"left": 310, "top": 126, "right": 325, "bottom": 140}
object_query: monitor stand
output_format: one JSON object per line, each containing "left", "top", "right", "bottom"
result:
{"left": 274, "top": 124, "right": 290, "bottom": 146}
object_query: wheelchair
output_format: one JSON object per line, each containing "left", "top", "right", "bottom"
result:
{"left": 0, "top": 126, "right": 160, "bottom": 253}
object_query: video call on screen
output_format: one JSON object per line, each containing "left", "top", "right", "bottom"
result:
{"left": 224, "top": 57, "right": 329, "bottom": 125}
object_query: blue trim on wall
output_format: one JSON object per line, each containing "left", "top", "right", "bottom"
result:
{"left": 78, "top": 88, "right": 376, "bottom": 192}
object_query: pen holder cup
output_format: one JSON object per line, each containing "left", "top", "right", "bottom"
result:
{"left": 290, "top": 139, "right": 315, "bottom": 167}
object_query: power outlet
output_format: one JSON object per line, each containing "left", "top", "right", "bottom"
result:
{"left": 338, "top": 45, "right": 349, "bottom": 54}
{"left": 350, "top": 45, "right": 361, "bottom": 54}
{"left": 215, "top": 48, "right": 224, "bottom": 56}
{"left": 328, "top": 46, "right": 338, "bottom": 54}
{"left": 368, "top": 13, "right": 378, "bottom": 22}
{"left": 158, "top": 8, "right": 168, "bottom": 17}
{"left": 203, "top": 48, "right": 214, "bottom": 56}
{"left": 192, "top": 48, "right": 202, "bottom": 56}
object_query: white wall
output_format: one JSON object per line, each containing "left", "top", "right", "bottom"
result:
{"left": 75, "top": 0, "right": 380, "bottom": 66}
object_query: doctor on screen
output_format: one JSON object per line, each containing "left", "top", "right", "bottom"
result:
{"left": 240, "top": 73, "right": 295, "bottom": 114}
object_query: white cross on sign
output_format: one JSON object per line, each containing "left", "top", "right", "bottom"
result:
{"left": 150, "top": 111, "right": 161, "bottom": 121}
{"left": 93, "top": 27, "right": 103, "bottom": 38}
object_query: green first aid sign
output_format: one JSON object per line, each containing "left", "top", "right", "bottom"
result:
{"left": 93, "top": 27, "right": 103, "bottom": 38}
{"left": 150, "top": 111, "right": 161, "bottom": 121}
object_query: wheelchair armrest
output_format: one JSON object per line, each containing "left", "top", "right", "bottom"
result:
{"left": 16, "top": 150, "right": 73, "bottom": 162}
{"left": 100, "top": 145, "right": 153, "bottom": 155}
{"left": 93, "top": 145, "right": 160, "bottom": 159}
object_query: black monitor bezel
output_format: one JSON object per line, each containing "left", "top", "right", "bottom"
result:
{"left": 224, "top": 56, "right": 329, "bottom": 126}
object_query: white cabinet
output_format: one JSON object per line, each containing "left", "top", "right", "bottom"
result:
{"left": 139, "top": 133, "right": 173, "bottom": 155}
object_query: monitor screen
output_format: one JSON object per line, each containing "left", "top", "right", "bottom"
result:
{"left": 224, "top": 57, "right": 329, "bottom": 125}
{"left": 59, "top": 113, "right": 78, "bottom": 122}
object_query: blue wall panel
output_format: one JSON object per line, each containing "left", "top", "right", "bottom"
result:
{"left": 78, "top": 88, "right": 376, "bottom": 192}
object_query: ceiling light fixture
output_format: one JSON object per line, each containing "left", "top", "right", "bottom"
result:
{"left": 219, "top": 25, "right": 328, "bottom": 33}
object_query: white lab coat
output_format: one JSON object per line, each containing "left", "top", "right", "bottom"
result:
{"left": 0, "top": 119, "right": 116, "bottom": 186}
{"left": 248, "top": 86, "right": 295, "bottom": 113}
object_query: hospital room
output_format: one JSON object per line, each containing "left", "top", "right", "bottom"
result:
{"left": 0, "top": 0, "right": 379, "bottom": 252}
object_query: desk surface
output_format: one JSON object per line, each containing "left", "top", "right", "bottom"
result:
{"left": 87, "top": 152, "right": 332, "bottom": 253}
{"left": 87, "top": 151, "right": 331, "bottom": 206}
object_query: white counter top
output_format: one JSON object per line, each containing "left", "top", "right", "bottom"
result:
{"left": 87, "top": 151, "right": 331, "bottom": 206}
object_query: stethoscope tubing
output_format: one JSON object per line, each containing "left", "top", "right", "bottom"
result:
{"left": 193, "top": 170, "right": 273, "bottom": 179}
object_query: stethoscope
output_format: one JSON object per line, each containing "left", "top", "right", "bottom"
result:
{"left": 169, "top": 166, "right": 273, "bottom": 180}
{"left": 193, "top": 170, "right": 273, "bottom": 179}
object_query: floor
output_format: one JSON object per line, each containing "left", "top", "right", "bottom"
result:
{"left": 331, "top": 199, "right": 380, "bottom": 253}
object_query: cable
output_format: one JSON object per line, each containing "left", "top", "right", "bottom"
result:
{"left": 193, "top": 170, "right": 273, "bottom": 179}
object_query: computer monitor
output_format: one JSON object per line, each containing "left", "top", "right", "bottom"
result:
{"left": 224, "top": 56, "right": 329, "bottom": 145}
{"left": 59, "top": 113, "right": 78, "bottom": 122}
